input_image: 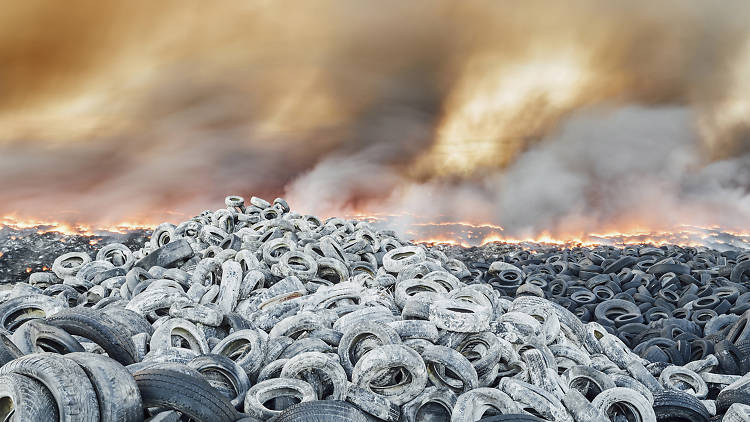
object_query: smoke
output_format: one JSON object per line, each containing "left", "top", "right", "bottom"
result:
{"left": 1, "top": 1, "right": 750, "bottom": 240}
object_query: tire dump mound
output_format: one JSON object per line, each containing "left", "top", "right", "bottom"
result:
{"left": 1, "top": 195, "right": 750, "bottom": 421}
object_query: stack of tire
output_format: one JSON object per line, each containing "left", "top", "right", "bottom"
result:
{"left": 0, "top": 195, "right": 747, "bottom": 421}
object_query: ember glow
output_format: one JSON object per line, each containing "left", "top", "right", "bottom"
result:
{"left": 1, "top": 1, "right": 749, "bottom": 246}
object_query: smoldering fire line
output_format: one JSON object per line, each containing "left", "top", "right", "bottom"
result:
{"left": 0, "top": 1, "right": 749, "bottom": 240}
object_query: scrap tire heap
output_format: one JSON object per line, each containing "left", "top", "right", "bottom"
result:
{"left": 1, "top": 195, "right": 749, "bottom": 421}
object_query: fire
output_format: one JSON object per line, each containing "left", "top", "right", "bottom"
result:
{"left": 416, "top": 225, "right": 750, "bottom": 248}
{"left": 3, "top": 211, "right": 750, "bottom": 249}
{"left": 25, "top": 267, "right": 32, "bottom": 273}
{"left": 0, "top": 214, "right": 153, "bottom": 236}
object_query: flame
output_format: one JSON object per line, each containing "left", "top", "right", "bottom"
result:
{"left": 0, "top": 214, "right": 153, "bottom": 236}
{"left": 3, "top": 212, "right": 750, "bottom": 249}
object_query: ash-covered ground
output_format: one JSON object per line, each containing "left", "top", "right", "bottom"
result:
{"left": 0, "top": 227, "right": 150, "bottom": 284}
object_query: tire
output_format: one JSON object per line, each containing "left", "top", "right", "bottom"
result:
{"left": 211, "top": 329, "right": 267, "bottom": 378}
{"left": 0, "top": 353, "right": 100, "bottom": 422}
{"left": 280, "top": 352, "right": 349, "bottom": 400}
{"left": 244, "top": 377, "right": 317, "bottom": 420}
{"left": 452, "top": 388, "right": 522, "bottom": 422}
{"left": 731, "top": 261, "right": 750, "bottom": 284}
{"left": 133, "top": 366, "right": 237, "bottom": 422}
{"left": 401, "top": 386, "right": 456, "bottom": 422}
{"left": 727, "top": 313, "right": 750, "bottom": 345}
{"left": 421, "top": 344, "right": 478, "bottom": 394}
{"left": 351, "top": 344, "right": 427, "bottom": 406}
{"left": 52, "top": 252, "right": 91, "bottom": 278}
{"left": 591, "top": 387, "right": 656, "bottom": 422}
{"left": 716, "top": 340, "right": 743, "bottom": 375}
{"left": 272, "top": 400, "right": 367, "bottom": 422}
{"left": 11, "top": 320, "right": 85, "bottom": 355}
{"left": 647, "top": 263, "right": 690, "bottom": 276}
{"left": 735, "top": 340, "right": 750, "bottom": 374}
{"left": 66, "top": 352, "right": 143, "bottom": 422}
{"left": 346, "top": 384, "right": 400, "bottom": 422}
{"left": 594, "top": 299, "right": 641, "bottom": 327}
{"left": 338, "top": 321, "right": 401, "bottom": 377}
{"left": 188, "top": 353, "right": 250, "bottom": 409}
{"left": 724, "top": 403, "right": 750, "bottom": 422}
{"left": 718, "top": 388, "right": 750, "bottom": 415}
{"left": 0, "top": 333, "right": 21, "bottom": 366}
{"left": 561, "top": 365, "right": 616, "bottom": 400}
{"left": 653, "top": 389, "right": 710, "bottom": 422}
{"left": 659, "top": 366, "right": 708, "bottom": 399}
{"left": 101, "top": 307, "right": 154, "bottom": 336}
{"left": 134, "top": 239, "right": 194, "bottom": 270}
{"left": 0, "top": 294, "right": 65, "bottom": 331}
{"left": 383, "top": 246, "right": 426, "bottom": 273}
{"left": 429, "top": 298, "right": 491, "bottom": 333}
{"left": 150, "top": 317, "right": 209, "bottom": 355}
{"left": 498, "top": 377, "right": 569, "bottom": 422}
{"left": 46, "top": 308, "right": 139, "bottom": 365}
{"left": 561, "top": 388, "right": 609, "bottom": 422}
{"left": 0, "top": 373, "right": 59, "bottom": 421}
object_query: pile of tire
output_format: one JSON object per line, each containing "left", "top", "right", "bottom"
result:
{"left": 464, "top": 244, "right": 750, "bottom": 373}
{"left": 0, "top": 195, "right": 747, "bottom": 422}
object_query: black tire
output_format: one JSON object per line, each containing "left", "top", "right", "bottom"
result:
{"left": 0, "top": 373, "right": 59, "bottom": 421}
{"left": 66, "top": 352, "right": 143, "bottom": 422}
{"left": 594, "top": 299, "right": 640, "bottom": 327}
{"left": 0, "top": 295, "right": 64, "bottom": 331}
{"left": 653, "top": 389, "right": 710, "bottom": 422}
{"left": 734, "top": 340, "right": 750, "bottom": 374}
{"left": 0, "top": 332, "right": 22, "bottom": 365}
{"left": 647, "top": 263, "right": 690, "bottom": 276}
{"left": 272, "top": 400, "right": 368, "bottom": 422}
{"left": 727, "top": 312, "right": 750, "bottom": 345}
{"left": 0, "top": 353, "right": 100, "bottom": 422}
{"left": 101, "top": 307, "right": 154, "bottom": 337}
{"left": 133, "top": 367, "right": 237, "bottom": 422}
{"left": 134, "top": 239, "right": 194, "bottom": 269}
{"left": 478, "top": 416, "right": 546, "bottom": 421}
{"left": 223, "top": 313, "right": 253, "bottom": 333}
{"left": 731, "top": 261, "right": 750, "bottom": 284}
{"left": 717, "top": 388, "right": 750, "bottom": 415}
{"left": 716, "top": 340, "right": 742, "bottom": 375}
{"left": 188, "top": 353, "right": 250, "bottom": 409}
{"left": 11, "top": 320, "right": 85, "bottom": 355}
{"left": 47, "top": 308, "right": 138, "bottom": 365}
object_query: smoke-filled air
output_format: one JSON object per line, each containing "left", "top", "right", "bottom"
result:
{"left": 2, "top": 0, "right": 750, "bottom": 245}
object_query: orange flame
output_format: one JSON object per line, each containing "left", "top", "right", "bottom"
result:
{"left": 1, "top": 214, "right": 153, "bottom": 236}
{"left": 3, "top": 212, "right": 750, "bottom": 249}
